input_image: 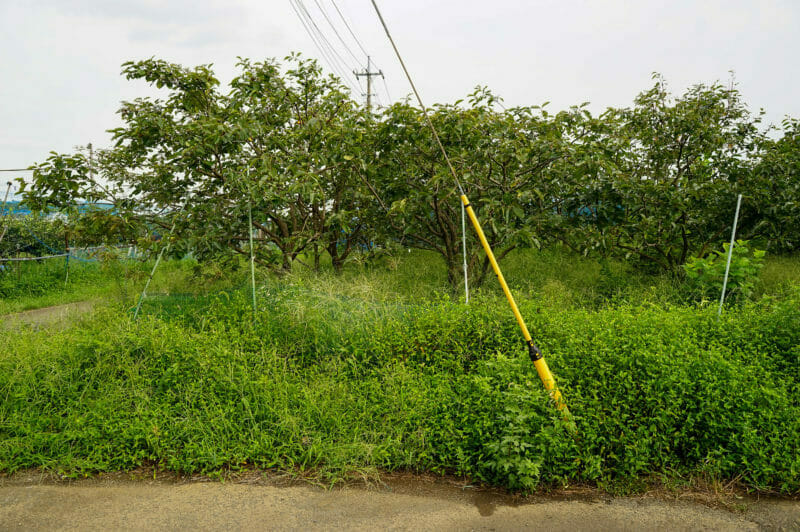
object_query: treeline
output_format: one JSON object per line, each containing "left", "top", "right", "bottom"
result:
{"left": 22, "top": 55, "right": 800, "bottom": 289}
{"left": 0, "top": 216, "right": 101, "bottom": 259}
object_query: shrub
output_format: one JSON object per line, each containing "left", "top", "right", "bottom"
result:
{"left": 2, "top": 285, "right": 799, "bottom": 493}
{"left": 683, "top": 240, "right": 766, "bottom": 303}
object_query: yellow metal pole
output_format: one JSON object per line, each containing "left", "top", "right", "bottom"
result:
{"left": 368, "top": 0, "right": 570, "bottom": 417}
{"left": 461, "top": 194, "right": 567, "bottom": 411}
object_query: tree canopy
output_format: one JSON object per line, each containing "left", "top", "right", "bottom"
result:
{"left": 20, "top": 58, "right": 799, "bottom": 290}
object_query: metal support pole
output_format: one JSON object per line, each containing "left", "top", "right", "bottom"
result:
{"left": 0, "top": 181, "right": 12, "bottom": 246}
{"left": 132, "top": 240, "right": 169, "bottom": 321}
{"left": 133, "top": 206, "right": 184, "bottom": 320}
{"left": 248, "top": 200, "right": 257, "bottom": 316}
{"left": 717, "top": 194, "right": 742, "bottom": 319}
{"left": 461, "top": 199, "right": 469, "bottom": 303}
{"left": 371, "top": 0, "right": 568, "bottom": 416}
{"left": 461, "top": 195, "right": 567, "bottom": 412}
{"left": 64, "top": 226, "right": 70, "bottom": 287}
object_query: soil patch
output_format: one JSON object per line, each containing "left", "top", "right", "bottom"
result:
{"left": 1, "top": 300, "right": 95, "bottom": 329}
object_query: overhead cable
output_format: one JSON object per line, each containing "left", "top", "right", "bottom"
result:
{"left": 368, "top": 0, "right": 463, "bottom": 194}
{"left": 289, "top": 0, "right": 359, "bottom": 93}
{"left": 330, "top": 0, "right": 370, "bottom": 58}
{"left": 368, "top": 0, "right": 569, "bottom": 415}
{"left": 381, "top": 75, "right": 393, "bottom": 105}
{"left": 313, "top": 0, "right": 362, "bottom": 65}
{"left": 295, "top": 0, "right": 361, "bottom": 88}
{"left": 297, "top": 0, "right": 355, "bottom": 72}
{"left": 325, "top": 0, "right": 392, "bottom": 106}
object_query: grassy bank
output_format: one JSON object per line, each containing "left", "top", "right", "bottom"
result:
{"left": 0, "top": 257, "right": 212, "bottom": 315}
{"left": 1, "top": 249, "right": 798, "bottom": 492}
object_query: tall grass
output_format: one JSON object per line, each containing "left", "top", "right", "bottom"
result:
{"left": 1, "top": 262, "right": 798, "bottom": 492}
{"left": 0, "top": 256, "right": 231, "bottom": 315}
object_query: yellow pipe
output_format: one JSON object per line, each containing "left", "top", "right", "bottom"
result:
{"left": 461, "top": 194, "right": 567, "bottom": 411}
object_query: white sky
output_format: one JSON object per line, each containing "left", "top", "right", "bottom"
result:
{"left": 2, "top": 0, "right": 799, "bottom": 196}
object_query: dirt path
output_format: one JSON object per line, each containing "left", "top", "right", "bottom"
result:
{"left": 1, "top": 300, "right": 95, "bottom": 329}
{"left": 1, "top": 476, "right": 797, "bottom": 531}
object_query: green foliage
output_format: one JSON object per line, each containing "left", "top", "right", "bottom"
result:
{"left": 0, "top": 215, "right": 108, "bottom": 300}
{"left": 683, "top": 240, "right": 766, "bottom": 303}
{"left": 2, "top": 269, "right": 798, "bottom": 493}
{"left": 558, "top": 75, "right": 765, "bottom": 272}
{"left": 0, "top": 216, "right": 67, "bottom": 258}
{"left": 23, "top": 55, "right": 368, "bottom": 274}
{"left": 0, "top": 260, "right": 103, "bottom": 300}
{"left": 744, "top": 117, "right": 800, "bottom": 252}
{"left": 369, "top": 89, "right": 592, "bottom": 289}
{"left": 19, "top": 60, "right": 800, "bottom": 282}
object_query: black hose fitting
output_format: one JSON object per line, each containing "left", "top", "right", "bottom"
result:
{"left": 527, "top": 340, "right": 543, "bottom": 362}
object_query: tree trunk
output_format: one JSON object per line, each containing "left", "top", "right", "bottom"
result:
{"left": 313, "top": 243, "right": 321, "bottom": 272}
{"left": 446, "top": 255, "right": 462, "bottom": 294}
{"left": 332, "top": 256, "right": 344, "bottom": 273}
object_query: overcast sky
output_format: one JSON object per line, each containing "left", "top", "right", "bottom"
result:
{"left": 2, "top": 0, "right": 798, "bottom": 195}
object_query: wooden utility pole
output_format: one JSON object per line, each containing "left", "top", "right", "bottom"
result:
{"left": 353, "top": 56, "right": 383, "bottom": 114}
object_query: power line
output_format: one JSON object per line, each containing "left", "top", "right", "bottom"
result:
{"left": 290, "top": 0, "right": 342, "bottom": 78}
{"left": 354, "top": 56, "right": 384, "bottom": 114}
{"left": 0, "top": 169, "right": 33, "bottom": 172}
{"left": 330, "top": 0, "right": 370, "bottom": 59}
{"left": 291, "top": 0, "right": 393, "bottom": 107}
{"left": 297, "top": 0, "right": 354, "bottom": 71}
{"left": 295, "top": 0, "right": 360, "bottom": 88}
{"left": 313, "top": 0, "right": 362, "bottom": 65}
{"left": 329, "top": 0, "right": 392, "bottom": 106}
{"left": 289, "top": 0, "right": 359, "bottom": 93}
{"left": 290, "top": 0, "right": 354, "bottom": 88}
{"left": 368, "top": 0, "right": 569, "bottom": 415}
{"left": 368, "top": 1, "right": 463, "bottom": 194}
{"left": 381, "top": 75, "right": 393, "bottom": 105}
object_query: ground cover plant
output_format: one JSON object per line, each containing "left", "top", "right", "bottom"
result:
{"left": 1, "top": 250, "right": 798, "bottom": 494}
{"left": 4, "top": 51, "right": 799, "bottom": 495}
{"left": 0, "top": 255, "right": 200, "bottom": 315}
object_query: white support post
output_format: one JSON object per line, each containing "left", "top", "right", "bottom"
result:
{"left": 248, "top": 200, "right": 257, "bottom": 316}
{"left": 0, "top": 182, "right": 12, "bottom": 246}
{"left": 717, "top": 194, "right": 742, "bottom": 319}
{"left": 133, "top": 203, "right": 185, "bottom": 320}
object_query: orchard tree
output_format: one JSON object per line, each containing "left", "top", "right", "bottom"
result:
{"left": 742, "top": 117, "right": 800, "bottom": 251}
{"left": 368, "top": 88, "right": 590, "bottom": 290}
{"left": 572, "top": 75, "right": 766, "bottom": 271}
{"left": 23, "top": 55, "right": 370, "bottom": 272}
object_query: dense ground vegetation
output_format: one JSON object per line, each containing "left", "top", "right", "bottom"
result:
{"left": 1, "top": 250, "right": 798, "bottom": 493}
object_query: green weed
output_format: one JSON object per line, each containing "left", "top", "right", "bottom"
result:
{"left": 1, "top": 276, "right": 798, "bottom": 493}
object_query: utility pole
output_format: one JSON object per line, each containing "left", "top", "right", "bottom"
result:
{"left": 88, "top": 142, "right": 93, "bottom": 181}
{"left": 353, "top": 56, "right": 383, "bottom": 114}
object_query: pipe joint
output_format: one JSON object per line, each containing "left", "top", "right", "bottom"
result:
{"left": 527, "top": 340, "right": 543, "bottom": 362}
